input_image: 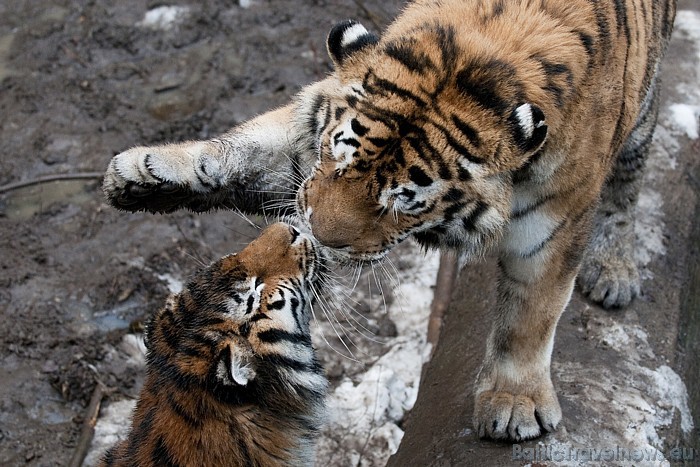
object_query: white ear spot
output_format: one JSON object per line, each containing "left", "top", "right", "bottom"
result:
{"left": 514, "top": 103, "right": 534, "bottom": 139}
{"left": 341, "top": 23, "right": 369, "bottom": 47}
{"left": 327, "top": 20, "right": 378, "bottom": 66}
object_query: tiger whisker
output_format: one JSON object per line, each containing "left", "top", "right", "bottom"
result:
{"left": 310, "top": 282, "right": 360, "bottom": 362}
{"left": 248, "top": 189, "right": 297, "bottom": 196}
{"left": 316, "top": 275, "right": 387, "bottom": 344}
{"left": 371, "top": 263, "right": 388, "bottom": 316}
{"left": 308, "top": 296, "right": 361, "bottom": 363}
{"left": 233, "top": 206, "right": 263, "bottom": 231}
{"left": 313, "top": 286, "right": 374, "bottom": 355}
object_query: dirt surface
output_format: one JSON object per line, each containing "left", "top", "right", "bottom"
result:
{"left": 0, "top": 1, "right": 405, "bottom": 465}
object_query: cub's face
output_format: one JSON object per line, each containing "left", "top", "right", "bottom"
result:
{"left": 147, "top": 222, "right": 322, "bottom": 388}
{"left": 296, "top": 21, "right": 548, "bottom": 262}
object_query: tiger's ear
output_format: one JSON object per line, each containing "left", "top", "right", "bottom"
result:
{"left": 217, "top": 341, "right": 257, "bottom": 386}
{"left": 508, "top": 103, "right": 548, "bottom": 156}
{"left": 327, "top": 20, "right": 379, "bottom": 67}
{"left": 144, "top": 295, "right": 180, "bottom": 352}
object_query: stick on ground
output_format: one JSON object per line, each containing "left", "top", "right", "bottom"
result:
{"left": 69, "top": 382, "right": 109, "bottom": 467}
{"left": 427, "top": 251, "right": 460, "bottom": 353}
{"left": 0, "top": 172, "right": 103, "bottom": 195}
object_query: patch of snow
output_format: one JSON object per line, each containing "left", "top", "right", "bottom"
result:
{"left": 675, "top": 10, "right": 700, "bottom": 59}
{"left": 137, "top": 6, "right": 190, "bottom": 30}
{"left": 120, "top": 333, "right": 147, "bottom": 367}
{"left": 672, "top": 11, "right": 700, "bottom": 105}
{"left": 668, "top": 104, "right": 700, "bottom": 139}
{"left": 644, "top": 365, "right": 694, "bottom": 435}
{"left": 84, "top": 399, "right": 137, "bottom": 466}
{"left": 664, "top": 11, "right": 700, "bottom": 140}
{"left": 596, "top": 321, "right": 655, "bottom": 361}
{"left": 239, "top": 0, "right": 255, "bottom": 8}
{"left": 156, "top": 272, "right": 184, "bottom": 294}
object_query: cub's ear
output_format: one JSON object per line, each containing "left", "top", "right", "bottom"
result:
{"left": 327, "top": 20, "right": 378, "bottom": 67}
{"left": 217, "top": 341, "right": 257, "bottom": 386}
{"left": 144, "top": 295, "right": 180, "bottom": 352}
{"left": 508, "top": 103, "right": 548, "bottom": 156}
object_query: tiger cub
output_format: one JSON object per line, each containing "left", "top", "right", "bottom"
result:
{"left": 100, "top": 222, "right": 327, "bottom": 467}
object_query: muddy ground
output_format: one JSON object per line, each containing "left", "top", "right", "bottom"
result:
{"left": 0, "top": 1, "right": 407, "bottom": 465}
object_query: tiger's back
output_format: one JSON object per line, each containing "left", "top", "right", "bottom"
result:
{"left": 101, "top": 223, "right": 326, "bottom": 466}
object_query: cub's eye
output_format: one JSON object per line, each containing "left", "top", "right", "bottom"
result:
{"left": 267, "top": 299, "right": 287, "bottom": 310}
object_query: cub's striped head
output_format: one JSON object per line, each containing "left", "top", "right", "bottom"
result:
{"left": 146, "top": 222, "right": 326, "bottom": 404}
{"left": 297, "top": 21, "right": 548, "bottom": 261}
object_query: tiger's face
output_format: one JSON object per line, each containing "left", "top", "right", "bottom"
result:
{"left": 296, "top": 21, "right": 548, "bottom": 262}
{"left": 147, "top": 222, "right": 324, "bottom": 390}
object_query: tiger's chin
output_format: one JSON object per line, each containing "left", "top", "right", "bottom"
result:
{"left": 324, "top": 248, "right": 388, "bottom": 267}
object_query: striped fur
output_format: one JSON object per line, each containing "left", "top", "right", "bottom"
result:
{"left": 100, "top": 223, "right": 327, "bottom": 466}
{"left": 102, "top": 0, "right": 676, "bottom": 442}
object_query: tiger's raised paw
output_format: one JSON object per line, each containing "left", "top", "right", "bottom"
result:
{"left": 474, "top": 380, "right": 561, "bottom": 441}
{"left": 102, "top": 143, "right": 225, "bottom": 213}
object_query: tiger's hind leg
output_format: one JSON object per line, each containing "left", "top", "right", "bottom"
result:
{"left": 578, "top": 76, "right": 661, "bottom": 309}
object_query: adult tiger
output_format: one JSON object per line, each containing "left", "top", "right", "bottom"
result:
{"left": 103, "top": 0, "right": 677, "bottom": 441}
{"left": 100, "top": 223, "right": 327, "bottom": 466}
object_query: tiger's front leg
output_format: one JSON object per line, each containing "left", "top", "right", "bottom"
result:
{"left": 474, "top": 205, "right": 593, "bottom": 441}
{"left": 102, "top": 103, "right": 312, "bottom": 215}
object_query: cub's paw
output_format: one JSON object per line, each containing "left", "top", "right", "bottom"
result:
{"left": 103, "top": 144, "right": 224, "bottom": 213}
{"left": 474, "top": 380, "right": 561, "bottom": 441}
{"left": 578, "top": 250, "right": 640, "bottom": 309}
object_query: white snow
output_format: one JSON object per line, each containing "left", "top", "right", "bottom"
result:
{"left": 137, "top": 6, "right": 190, "bottom": 30}
{"left": 156, "top": 272, "right": 184, "bottom": 294}
{"left": 665, "top": 10, "right": 700, "bottom": 140}
{"left": 668, "top": 104, "right": 700, "bottom": 139}
{"left": 676, "top": 10, "right": 700, "bottom": 59}
{"left": 85, "top": 334, "right": 147, "bottom": 465}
